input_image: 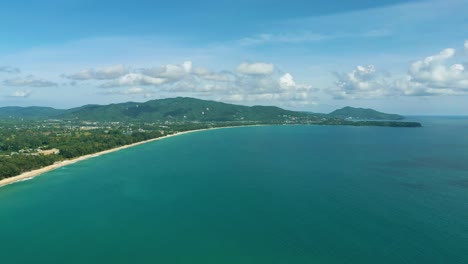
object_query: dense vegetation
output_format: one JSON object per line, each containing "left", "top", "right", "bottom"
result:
{"left": 0, "top": 155, "right": 61, "bottom": 179}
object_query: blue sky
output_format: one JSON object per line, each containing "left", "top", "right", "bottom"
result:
{"left": 0, "top": 0, "right": 467, "bottom": 114}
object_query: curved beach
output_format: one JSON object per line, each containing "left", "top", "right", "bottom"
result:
{"left": 0, "top": 128, "right": 212, "bottom": 188}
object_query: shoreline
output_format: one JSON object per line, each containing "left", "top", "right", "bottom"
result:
{"left": 0, "top": 126, "right": 244, "bottom": 189}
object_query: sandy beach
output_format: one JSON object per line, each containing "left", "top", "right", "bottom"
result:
{"left": 0, "top": 127, "right": 222, "bottom": 189}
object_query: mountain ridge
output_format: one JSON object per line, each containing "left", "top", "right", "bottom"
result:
{"left": 0, "top": 97, "right": 403, "bottom": 122}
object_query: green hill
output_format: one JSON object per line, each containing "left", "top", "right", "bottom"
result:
{"left": 0, "top": 106, "right": 65, "bottom": 119}
{"left": 0, "top": 98, "right": 411, "bottom": 124}
{"left": 328, "top": 106, "right": 404, "bottom": 120}
{"left": 59, "top": 97, "right": 307, "bottom": 122}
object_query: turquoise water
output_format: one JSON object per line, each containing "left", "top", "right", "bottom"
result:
{"left": 1, "top": 119, "right": 468, "bottom": 263}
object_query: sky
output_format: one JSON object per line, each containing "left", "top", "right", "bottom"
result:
{"left": 0, "top": 0, "right": 467, "bottom": 115}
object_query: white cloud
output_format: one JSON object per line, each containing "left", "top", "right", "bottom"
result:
{"left": 408, "top": 48, "right": 455, "bottom": 79}
{"left": 65, "top": 64, "right": 128, "bottom": 80}
{"left": 279, "top": 73, "right": 296, "bottom": 89}
{"left": 62, "top": 60, "right": 316, "bottom": 106}
{"left": 398, "top": 45, "right": 468, "bottom": 96}
{"left": 236, "top": 62, "right": 275, "bottom": 75}
{"left": 465, "top": 40, "right": 468, "bottom": 50}
{"left": 3, "top": 75, "right": 57, "bottom": 87}
{"left": 222, "top": 72, "right": 316, "bottom": 105}
{"left": 143, "top": 64, "right": 317, "bottom": 105}
{"left": 123, "top": 87, "right": 144, "bottom": 94}
{"left": 141, "top": 61, "right": 192, "bottom": 80}
{"left": 0, "top": 66, "right": 21, "bottom": 74}
{"left": 9, "top": 90, "right": 32, "bottom": 98}
{"left": 192, "top": 67, "right": 210, "bottom": 76}
{"left": 193, "top": 68, "right": 234, "bottom": 82}
{"left": 200, "top": 72, "right": 234, "bottom": 82}
{"left": 66, "top": 62, "right": 192, "bottom": 87}
{"left": 100, "top": 73, "right": 166, "bottom": 88}
{"left": 331, "top": 41, "right": 468, "bottom": 98}
{"left": 73, "top": 61, "right": 313, "bottom": 105}
{"left": 330, "top": 65, "right": 391, "bottom": 99}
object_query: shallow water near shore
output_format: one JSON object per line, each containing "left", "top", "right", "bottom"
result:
{"left": 1, "top": 120, "right": 468, "bottom": 263}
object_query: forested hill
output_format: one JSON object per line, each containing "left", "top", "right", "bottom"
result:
{"left": 0, "top": 106, "right": 64, "bottom": 119}
{"left": 0, "top": 97, "right": 308, "bottom": 122}
{"left": 0, "top": 97, "right": 409, "bottom": 123}
{"left": 328, "top": 106, "right": 404, "bottom": 120}
{"left": 60, "top": 97, "right": 306, "bottom": 122}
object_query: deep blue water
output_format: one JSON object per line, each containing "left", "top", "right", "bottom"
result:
{"left": 1, "top": 118, "right": 467, "bottom": 263}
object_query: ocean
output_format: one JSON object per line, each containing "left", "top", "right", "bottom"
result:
{"left": 1, "top": 118, "right": 467, "bottom": 263}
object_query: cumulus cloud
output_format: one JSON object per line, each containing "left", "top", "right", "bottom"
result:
{"left": 222, "top": 72, "right": 316, "bottom": 105}
{"left": 139, "top": 63, "right": 317, "bottom": 105}
{"left": 65, "top": 64, "right": 128, "bottom": 80}
{"left": 192, "top": 67, "right": 210, "bottom": 76}
{"left": 9, "top": 90, "right": 32, "bottom": 98}
{"left": 331, "top": 41, "right": 468, "bottom": 99}
{"left": 100, "top": 73, "right": 166, "bottom": 88}
{"left": 465, "top": 40, "right": 468, "bottom": 51}
{"left": 278, "top": 73, "right": 313, "bottom": 92}
{"left": 279, "top": 73, "right": 296, "bottom": 89}
{"left": 67, "top": 60, "right": 316, "bottom": 105}
{"left": 133, "top": 61, "right": 314, "bottom": 104}
{"left": 330, "top": 65, "right": 391, "bottom": 99}
{"left": 0, "top": 66, "right": 21, "bottom": 74}
{"left": 3, "top": 75, "right": 57, "bottom": 87}
{"left": 141, "top": 61, "right": 192, "bottom": 80}
{"left": 124, "top": 87, "right": 145, "bottom": 94}
{"left": 398, "top": 46, "right": 468, "bottom": 96}
{"left": 236, "top": 62, "right": 275, "bottom": 75}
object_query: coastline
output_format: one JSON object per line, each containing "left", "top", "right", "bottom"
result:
{"left": 0, "top": 126, "right": 238, "bottom": 189}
